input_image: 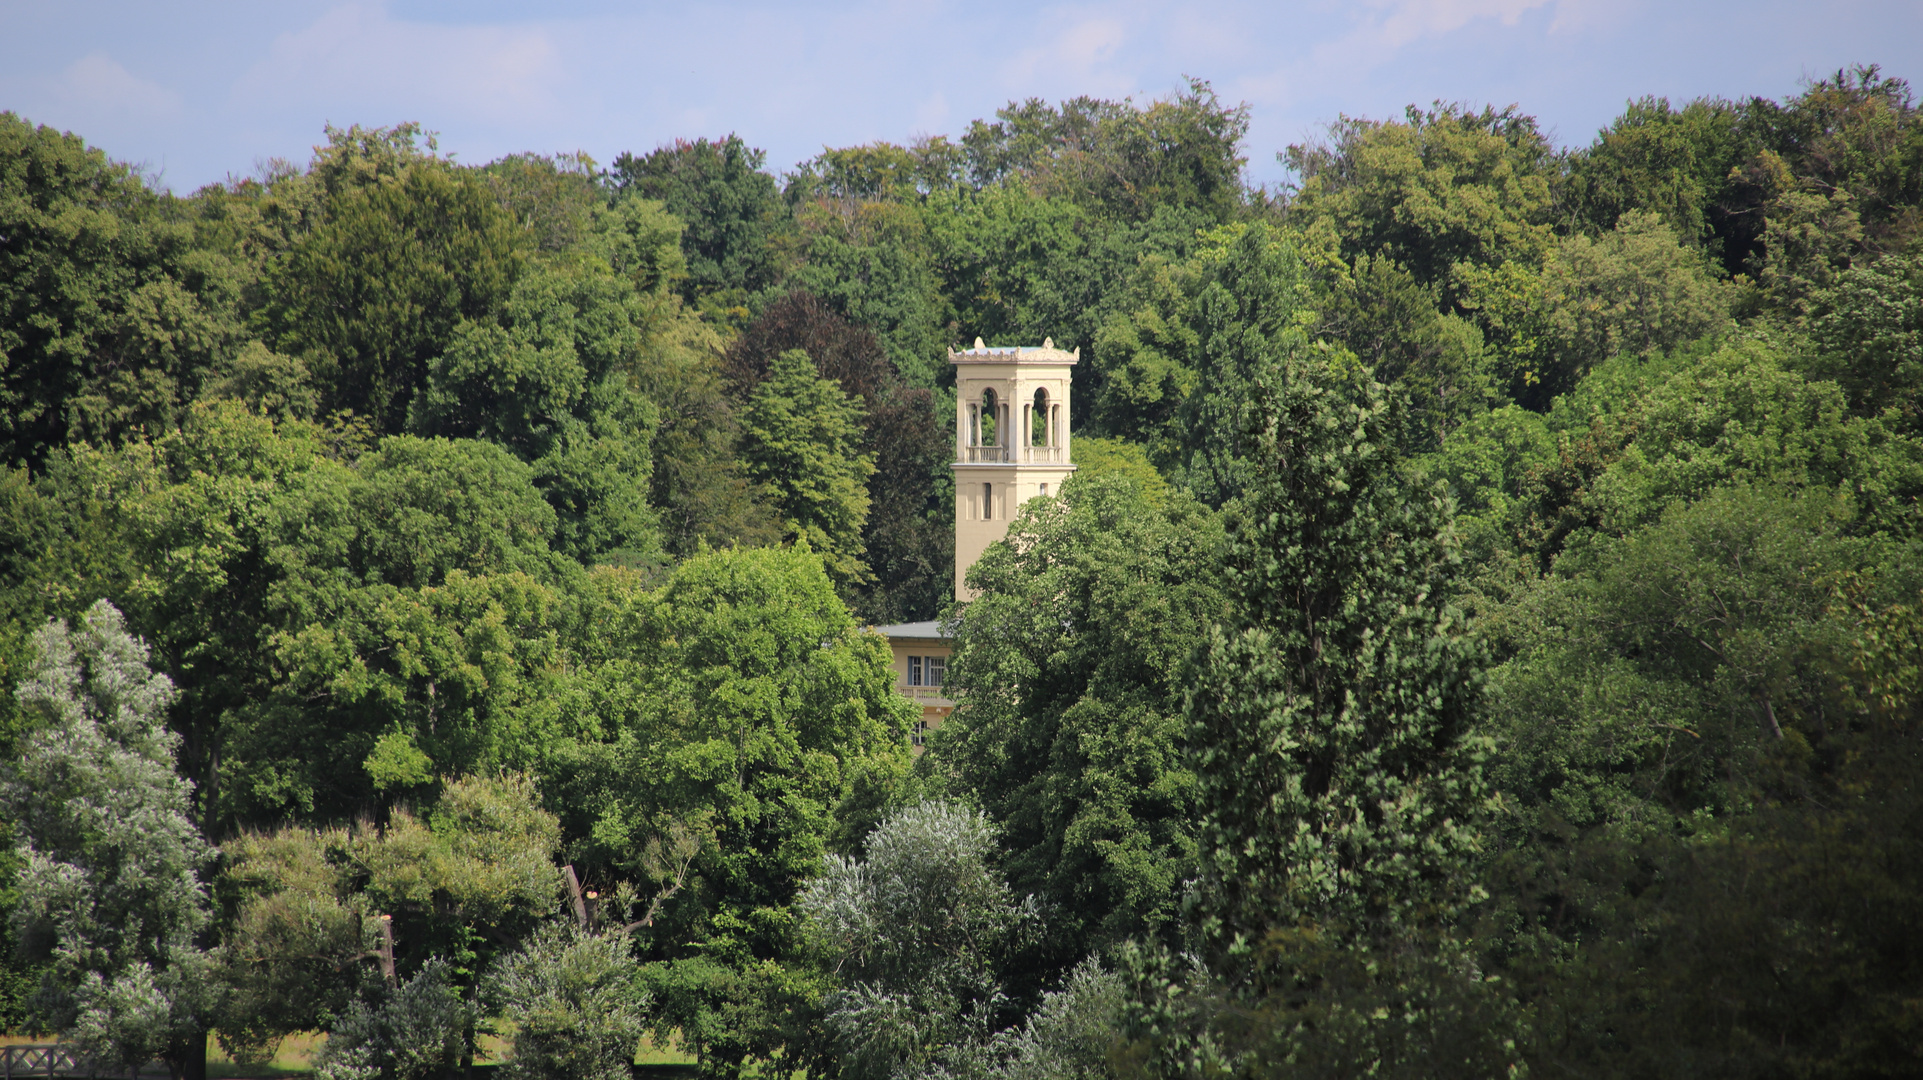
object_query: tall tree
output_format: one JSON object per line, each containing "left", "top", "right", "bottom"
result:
{"left": 541, "top": 546, "right": 913, "bottom": 1074}
{"left": 609, "top": 135, "right": 787, "bottom": 320}
{"left": 0, "top": 113, "right": 249, "bottom": 470}
{"left": 959, "top": 79, "right": 1251, "bottom": 224}
{"left": 725, "top": 291, "right": 951, "bottom": 622}
{"left": 740, "top": 349, "right": 877, "bottom": 591}
{"left": 262, "top": 162, "right": 524, "bottom": 433}
{"left": 3, "top": 601, "right": 212, "bottom": 1078}
{"left": 1283, "top": 103, "right": 1560, "bottom": 305}
{"left": 1186, "top": 353, "right": 1486, "bottom": 975}
{"left": 1090, "top": 221, "right": 1316, "bottom": 504}
{"left": 800, "top": 801, "right": 1036, "bottom": 1080}
{"left": 934, "top": 472, "right": 1225, "bottom": 973}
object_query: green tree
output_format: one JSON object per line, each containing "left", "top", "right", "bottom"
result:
{"left": 1131, "top": 352, "right": 1513, "bottom": 1079}
{"left": 2, "top": 402, "right": 599, "bottom": 825}
{"left": 925, "top": 190, "right": 1213, "bottom": 372}
{"left": 800, "top": 800, "right": 1035, "bottom": 1080}
{"left": 1186, "top": 352, "right": 1487, "bottom": 973}
{"left": 409, "top": 259, "right": 669, "bottom": 567}
{"left": 740, "top": 349, "right": 876, "bottom": 590}
{"left": 1090, "top": 221, "right": 1316, "bottom": 504}
{"left": 218, "top": 775, "right": 562, "bottom": 1066}
{"left": 263, "top": 162, "right": 524, "bottom": 433}
{"left": 609, "top": 136, "right": 788, "bottom": 320}
{"left": 479, "top": 151, "right": 606, "bottom": 254}
{"left": 934, "top": 473, "right": 1224, "bottom": 969}
{"left": 784, "top": 201, "right": 950, "bottom": 390}
{"left": 1459, "top": 210, "right": 1734, "bottom": 402}
{"left": 1493, "top": 337, "right": 1923, "bottom": 563}
{"left": 3, "top": 601, "right": 212, "bottom": 1076}
{"left": 1283, "top": 103, "right": 1559, "bottom": 304}
{"left": 0, "top": 113, "right": 249, "bottom": 469}
{"left": 542, "top": 547, "right": 913, "bottom": 1074}
{"left": 959, "top": 79, "right": 1250, "bottom": 224}
{"left": 487, "top": 921, "right": 648, "bottom": 1080}
{"left": 724, "top": 291, "right": 951, "bottom": 622}
{"left": 1309, "top": 250, "right": 1496, "bottom": 447}
{"left": 312, "top": 960, "right": 469, "bottom": 1080}
{"left": 1563, "top": 95, "right": 1753, "bottom": 252}
{"left": 1474, "top": 497, "right": 1923, "bottom": 1079}
{"left": 1809, "top": 248, "right": 1923, "bottom": 430}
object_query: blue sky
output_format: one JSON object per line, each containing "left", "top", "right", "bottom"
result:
{"left": 4, "top": 0, "right": 1921, "bottom": 193}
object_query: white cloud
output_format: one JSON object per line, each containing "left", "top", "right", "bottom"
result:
{"left": 229, "top": 2, "right": 570, "bottom": 138}
{"left": 994, "top": 7, "right": 1145, "bottom": 100}
{"left": 57, "top": 52, "right": 182, "bottom": 121}
{"left": 1365, "top": 0, "right": 1555, "bottom": 48}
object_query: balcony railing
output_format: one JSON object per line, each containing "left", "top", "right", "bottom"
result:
{"left": 956, "top": 445, "right": 1068, "bottom": 464}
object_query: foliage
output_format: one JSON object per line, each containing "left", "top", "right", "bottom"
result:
{"left": 312, "top": 959, "right": 470, "bottom": 1080}
{"left": 987, "top": 958, "right": 1124, "bottom": 1080}
{"left": 1090, "top": 221, "right": 1317, "bottom": 502}
{"left": 1283, "top": 103, "right": 1559, "bottom": 304}
{"left": 1505, "top": 337, "right": 1923, "bottom": 557}
{"left": 263, "top": 161, "right": 525, "bottom": 433}
{"left": 610, "top": 135, "right": 788, "bottom": 320}
{"left": 542, "top": 546, "right": 914, "bottom": 1074}
{"left": 213, "top": 826, "right": 370, "bottom": 1063}
{"left": 2, "top": 601, "right": 212, "bottom": 1074}
{"left": 217, "top": 774, "right": 561, "bottom": 1062}
{"left": 801, "top": 800, "right": 1035, "bottom": 1080}
{"left": 1809, "top": 248, "right": 1923, "bottom": 431}
{"left": 1186, "top": 350, "right": 1487, "bottom": 971}
{"left": 1309, "top": 251, "right": 1496, "bottom": 446}
{"left": 479, "top": 151, "right": 606, "bottom": 254}
{"left": 1563, "top": 95, "right": 1754, "bottom": 250}
{"left": 958, "top": 79, "right": 1250, "bottom": 224}
{"left": 0, "top": 113, "right": 248, "bottom": 469}
{"left": 408, "top": 257, "right": 668, "bottom": 567}
{"left": 785, "top": 200, "right": 951, "bottom": 390}
{"left": 7, "top": 65, "right": 1923, "bottom": 1080}
{"left": 934, "top": 473, "right": 1224, "bottom": 970}
{"left": 1459, "top": 209, "right": 1734, "bottom": 402}
{"left": 725, "top": 290, "right": 952, "bottom": 621}
{"left": 740, "top": 349, "right": 877, "bottom": 590}
{"left": 487, "top": 920, "right": 648, "bottom": 1080}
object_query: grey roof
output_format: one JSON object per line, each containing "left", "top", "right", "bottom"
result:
{"left": 871, "top": 620, "right": 949, "bottom": 640}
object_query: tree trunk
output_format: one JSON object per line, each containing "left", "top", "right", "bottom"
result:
{"left": 170, "top": 1031, "right": 206, "bottom": 1080}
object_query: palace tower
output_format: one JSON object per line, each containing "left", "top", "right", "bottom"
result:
{"left": 873, "top": 338, "right": 1077, "bottom": 748}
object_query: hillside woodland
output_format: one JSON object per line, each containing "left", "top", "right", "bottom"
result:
{"left": 3, "top": 67, "right": 1923, "bottom": 1079}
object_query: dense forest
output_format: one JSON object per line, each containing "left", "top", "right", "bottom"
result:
{"left": 2, "top": 63, "right": 1922, "bottom": 1079}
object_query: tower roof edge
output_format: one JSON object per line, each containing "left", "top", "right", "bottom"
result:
{"left": 948, "top": 340, "right": 1080, "bottom": 365}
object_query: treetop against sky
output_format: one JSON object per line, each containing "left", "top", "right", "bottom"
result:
{"left": 3, "top": 0, "right": 1920, "bottom": 193}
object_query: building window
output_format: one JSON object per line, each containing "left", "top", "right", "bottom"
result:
{"left": 926, "top": 656, "right": 945, "bottom": 687}
{"left": 912, "top": 719, "right": 928, "bottom": 747}
{"left": 908, "top": 655, "right": 923, "bottom": 686}
{"left": 1040, "top": 482, "right": 1048, "bottom": 497}
{"left": 983, "top": 482, "right": 993, "bottom": 520}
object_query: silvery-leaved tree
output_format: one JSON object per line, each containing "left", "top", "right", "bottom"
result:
{"left": 3, "top": 601, "right": 213, "bottom": 1077}
{"left": 801, "top": 800, "right": 1037, "bottom": 1080}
